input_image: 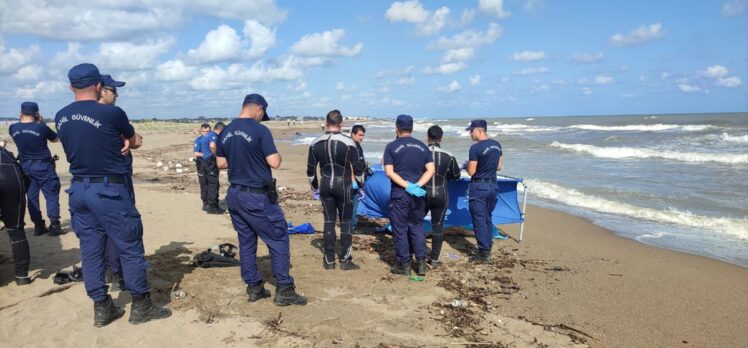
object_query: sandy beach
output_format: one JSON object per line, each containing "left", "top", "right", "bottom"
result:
{"left": 1, "top": 121, "right": 746, "bottom": 347}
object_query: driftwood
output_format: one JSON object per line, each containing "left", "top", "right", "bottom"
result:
{"left": 0, "top": 283, "right": 78, "bottom": 311}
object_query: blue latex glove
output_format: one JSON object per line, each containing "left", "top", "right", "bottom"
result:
{"left": 405, "top": 182, "right": 426, "bottom": 197}
{"left": 312, "top": 189, "right": 320, "bottom": 200}
{"left": 352, "top": 181, "right": 359, "bottom": 190}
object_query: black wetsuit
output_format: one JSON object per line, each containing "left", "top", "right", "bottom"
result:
{"left": 423, "top": 143, "right": 461, "bottom": 262}
{"left": 307, "top": 131, "right": 365, "bottom": 264}
{"left": 0, "top": 147, "right": 30, "bottom": 277}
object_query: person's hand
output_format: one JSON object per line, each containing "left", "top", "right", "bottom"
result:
{"left": 120, "top": 137, "right": 131, "bottom": 156}
{"left": 312, "top": 189, "right": 320, "bottom": 200}
{"left": 352, "top": 181, "right": 359, "bottom": 190}
{"left": 461, "top": 160, "right": 468, "bottom": 170}
{"left": 405, "top": 182, "right": 426, "bottom": 197}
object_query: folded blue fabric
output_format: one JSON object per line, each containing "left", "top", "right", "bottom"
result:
{"left": 287, "top": 222, "right": 316, "bottom": 234}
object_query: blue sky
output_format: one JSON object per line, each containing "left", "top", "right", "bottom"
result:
{"left": 1, "top": 0, "right": 746, "bottom": 119}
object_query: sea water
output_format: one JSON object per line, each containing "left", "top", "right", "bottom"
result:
{"left": 292, "top": 113, "right": 748, "bottom": 267}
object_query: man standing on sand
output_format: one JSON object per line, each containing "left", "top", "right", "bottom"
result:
{"left": 9, "top": 101, "right": 62, "bottom": 236}
{"left": 55, "top": 63, "right": 171, "bottom": 327}
{"left": 200, "top": 122, "right": 224, "bottom": 214}
{"left": 465, "top": 120, "right": 503, "bottom": 262}
{"left": 194, "top": 123, "right": 211, "bottom": 210}
{"left": 307, "top": 110, "right": 365, "bottom": 270}
{"left": 383, "top": 115, "right": 435, "bottom": 277}
{"left": 216, "top": 93, "right": 306, "bottom": 306}
{"left": 350, "top": 124, "right": 370, "bottom": 231}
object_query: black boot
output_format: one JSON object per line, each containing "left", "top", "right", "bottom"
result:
{"left": 390, "top": 262, "right": 411, "bottom": 276}
{"left": 415, "top": 258, "right": 427, "bottom": 276}
{"left": 428, "top": 259, "right": 441, "bottom": 269}
{"left": 339, "top": 258, "right": 360, "bottom": 271}
{"left": 205, "top": 204, "right": 225, "bottom": 215}
{"left": 15, "top": 276, "right": 32, "bottom": 285}
{"left": 48, "top": 220, "right": 63, "bottom": 236}
{"left": 322, "top": 258, "right": 336, "bottom": 270}
{"left": 110, "top": 274, "right": 126, "bottom": 292}
{"left": 430, "top": 224, "right": 444, "bottom": 263}
{"left": 273, "top": 284, "right": 307, "bottom": 306}
{"left": 128, "top": 294, "right": 172, "bottom": 324}
{"left": 94, "top": 295, "right": 125, "bottom": 328}
{"left": 202, "top": 203, "right": 209, "bottom": 211}
{"left": 470, "top": 250, "right": 492, "bottom": 262}
{"left": 246, "top": 281, "right": 271, "bottom": 302}
{"left": 33, "top": 220, "right": 47, "bottom": 236}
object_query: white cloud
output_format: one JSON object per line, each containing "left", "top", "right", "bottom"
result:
{"left": 385, "top": 1, "right": 451, "bottom": 36}
{"left": 336, "top": 81, "right": 346, "bottom": 90}
{"left": 572, "top": 53, "right": 604, "bottom": 63}
{"left": 396, "top": 76, "right": 415, "bottom": 85}
{"left": 470, "top": 75, "right": 481, "bottom": 85}
{"left": 515, "top": 67, "right": 549, "bottom": 75}
{"left": 155, "top": 60, "right": 196, "bottom": 81}
{"left": 99, "top": 37, "right": 174, "bottom": 70}
{"left": 0, "top": 0, "right": 286, "bottom": 41}
{"left": 381, "top": 96, "right": 407, "bottom": 107}
{"left": 678, "top": 83, "right": 704, "bottom": 93}
{"left": 479, "top": 0, "right": 511, "bottom": 19}
{"left": 581, "top": 87, "right": 592, "bottom": 95}
{"left": 0, "top": 44, "right": 41, "bottom": 74}
{"left": 188, "top": 25, "right": 243, "bottom": 64}
{"left": 700, "top": 65, "right": 728, "bottom": 78}
{"left": 289, "top": 29, "right": 363, "bottom": 57}
{"left": 529, "top": 83, "right": 549, "bottom": 94}
{"left": 552, "top": 79, "right": 567, "bottom": 85}
{"left": 661, "top": 72, "right": 671, "bottom": 80}
{"left": 722, "top": 0, "right": 748, "bottom": 16}
{"left": 715, "top": 76, "right": 742, "bottom": 87}
{"left": 438, "top": 80, "right": 462, "bottom": 92}
{"left": 243, "top": 20, "right": 277, "bottom": 58}
{"left": 289, "top": 79, "right": 307, "bottom": 92}
{"left": 422, "top": 62, "right": 467, "bottom": 75}
{"left": 523, "top": 0, "right": 546, "bottom": 13}
{"left": 508, "top": 51, "right": 547, "bottom": 62}
{"left": 189, "top": 61, "right": 303, "bottom": 91}
{"left": 16, "top": 81, "right": 67, "bottom": 99}
{"left": 594, "top": 75, "right": 614, "bottom": 84}
{"left": 461, "top": 8, "right": 476, "bottom": 25}
{"left": 610, "top": 23, "right": 663, "bottom": 46}
{"left": 432, "top": 22, "right": 502, "bottom": 50}
{"left": 377, "top": 66, "right": 414, "bottom": 78}
{"left": 443, "top": 47, "right": 475, "bottom": 63}
{"left": 12, "top": 65, "right": 43, "bottom": 82}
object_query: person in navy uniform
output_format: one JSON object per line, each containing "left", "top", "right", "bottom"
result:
{"left": 307, "top": 110, "right": 365, "bottom": 270}
{"left": 216, "top": 93, "right": 306, "bottom": 306}
{"left": 383, "top": 115, "right": 435, "bottom": 276}
{"left": 465, "top": 120, "right": 504, "bottom": 262}
{"left": 424, "top": 125, "right": 461, "bottom": 268}
{"left": 0, "top": 143, "right": 32, "bottom": 285}
{"left": 9, "top": 101, "right": 62, "bottom": 236}
{"left": 200, "top": 122, "right": 225, "bottom": 214}
{"left": 55, "top": 63, "right": 170, "bottom": 327}
{"left": 194, "top": 123, "right": 211, "bottom": 210}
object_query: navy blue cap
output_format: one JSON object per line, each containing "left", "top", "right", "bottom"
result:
{"left": 243, "top": 93, "right": 269, "bottom": 121}
{"left": 465, "top": 119, "right": 488, "bottom": 131}
{"left": 101, "top": 74, "right": 125, "bottom": 88}
{"left": 396, "top": 114, "right": 413, "bottom": 131}
{"left": 21, "top": 101, "right": 39, "bottom": 115}
{"left": 68, "top": 63, "right": 102, "bottom": 89}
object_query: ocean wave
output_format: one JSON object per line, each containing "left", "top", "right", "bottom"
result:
{"left": 720, "top": 133, "right": 748, "bottom": 144}
{"left": 550, "top": 141, "right": 748, "bottom": 164}
{"left": 568, "top": 124, "right": 716, "bottom": 132}
{"left": 527, "top": 179, "right": 748, "bottom": 239}
{"left": 491, "top": 123, "right": 560, "bottom": 133}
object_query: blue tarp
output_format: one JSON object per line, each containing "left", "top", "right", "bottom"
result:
{"left": 357, "top": 166, "right": 524, "bottom": 231}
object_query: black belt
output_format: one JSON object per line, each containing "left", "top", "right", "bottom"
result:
{"left": 471, "top": 178, "right": 496, "bottom": 183}
{"left": 73, "top": 176, "right": 126, "bottom": 184}
{"left": 231, "top": 184, "right": 266, "bottom": 194}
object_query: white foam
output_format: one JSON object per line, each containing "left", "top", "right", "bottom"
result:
{"left": 525, "top": 118, "right": 535, "bottom": 121}
{"left": 720, "top": 133, "right": 748, "bottom": 144}
{"left": 492, "top": 123, "right": 560, "bottom": 133}
{"left": 568, "top": 124, "right": 716, "bottom": 132}
{"left": 550, "top": 141, "right": 748, "bottom": 164}
{"left": 292, "top": 136, "right": 317, "bottom": 146}
{"left": 527, "top": 179, "right": 748, "bottom": 240}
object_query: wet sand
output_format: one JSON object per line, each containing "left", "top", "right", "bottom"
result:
{"left": 0, "top": 121, "right": 746, "bottom": 347}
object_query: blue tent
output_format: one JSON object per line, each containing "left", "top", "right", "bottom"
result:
{"left": 357, "top": 166, "right": 527, "bottom": 240}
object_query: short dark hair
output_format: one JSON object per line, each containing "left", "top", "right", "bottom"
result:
{"left": 214, "top": 122, "right": 226, "bottom": 130}
{"left": 200, "top": 123, "right": 211, "bottom": 130}
{"left": 326, "top": 109, "right": 343, "bottom": 126}
{"left": 427, "top": 125, "right": 443, "bottom": 140}
{"left": 351, "top": 125, "right": 365, "bottom": 135}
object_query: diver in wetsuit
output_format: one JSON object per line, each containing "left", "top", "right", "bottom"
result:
{"left": 423, "top": 125, "right": 461, "bottom": 268}
{"left": 307, "top": 110, "right": 365, "bottom": 270}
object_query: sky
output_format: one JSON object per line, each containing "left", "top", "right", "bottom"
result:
{"left": 0, "top": 0, "right": 747, "bottom": 119}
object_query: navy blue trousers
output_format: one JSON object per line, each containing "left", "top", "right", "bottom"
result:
{"left": 389, "top": 188, "right": 427, "bottom": 264}
{"left": 20, "top": 161, "right": 60, "bottom": 222}
{"left": 226, "top": 187, "right": 294, "bottom": 286}
{"left": 103, "top": 174, "right": 135, "bottom": 280}
{"left": 67, "top": 178, "right": 149, "bottom": 302}
{"left": 468, "top": 182, "right": 499, "bottom": 254}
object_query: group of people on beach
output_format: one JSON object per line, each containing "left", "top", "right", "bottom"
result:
{"left": 0, "top": 61, "right": 503, "bottom": 327}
